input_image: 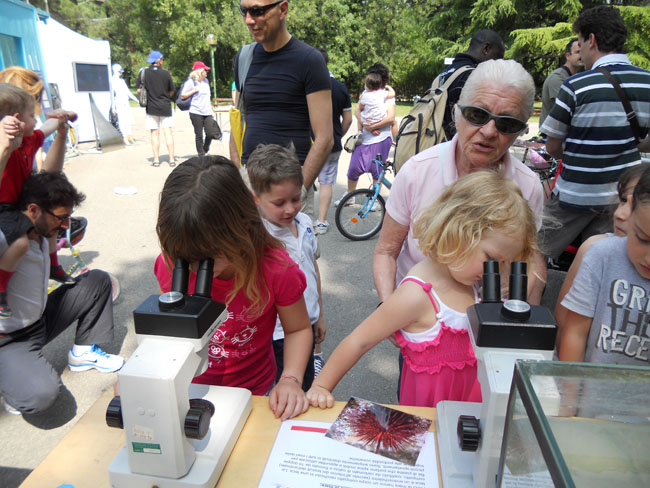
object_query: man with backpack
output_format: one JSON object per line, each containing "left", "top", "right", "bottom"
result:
{"left": 393, "top": 29, "right": 504, "bottom": 172}
{"left": 136, "top": 50, "right": 176, "bottom": 167}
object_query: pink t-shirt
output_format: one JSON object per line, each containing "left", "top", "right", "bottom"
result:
{"left": 154, "top": 248, "right": 306, "bottom": 395}
{"left": 386, "top": 135, "right": 544, "bottom": 284}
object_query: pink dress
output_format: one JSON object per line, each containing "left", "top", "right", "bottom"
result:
{"left": 394, "top": 276, "right": 482, "bottom": 407}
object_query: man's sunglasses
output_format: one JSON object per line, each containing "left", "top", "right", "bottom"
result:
{"left": 45, "top": 208, "right": 72, "bottom": 224}
{"left": 239, "top": 0, "right": 284, "bottom": 18}
{"left": 458, "top": 105, "right": 527, "bottom": 135}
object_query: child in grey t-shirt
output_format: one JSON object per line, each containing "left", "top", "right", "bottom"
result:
{"left": 558, "top": 166, "right": 650, "bottom": 366}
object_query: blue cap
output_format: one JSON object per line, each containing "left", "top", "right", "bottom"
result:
{"left": 146, "top": 50, "right": 163, "bottom": 64}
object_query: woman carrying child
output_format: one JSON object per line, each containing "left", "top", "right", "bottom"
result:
{"left": 308, "top": 170, "right": 538, "bottom": 408}
{"left": 154, "top": 155, "right": 313, "bottom": 420}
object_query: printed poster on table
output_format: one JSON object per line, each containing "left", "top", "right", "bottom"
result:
{"left": 258, "top": 403, "right": 439, "bottom": 487}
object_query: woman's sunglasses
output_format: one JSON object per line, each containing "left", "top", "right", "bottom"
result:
{"left": 458, "top": 105, "right": 527, "bottom": 134}
{"left": 239, "top": 0, "right": 284, "bottom": 18}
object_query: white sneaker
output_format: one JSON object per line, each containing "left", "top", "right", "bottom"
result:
{"left": 315, "top": 220, "right": 329, "bottom": 235}
{"left": 313, "top": 354, "right": 324, "bottom": 378}
{"left": 334, "top": 196, "right": 355, "bottom": 207}
{"left": 68, "top": 345, "right": 125, "bottom": 373}
{"left": 1, "top": 397, "right": 21, "bottom": 416}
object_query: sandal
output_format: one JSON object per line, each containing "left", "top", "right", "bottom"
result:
{"left": 151, "top": 160, "right": 161, "bottom": 167}
{"left": 168, "top": 159, "right": 177, "bottom": 168}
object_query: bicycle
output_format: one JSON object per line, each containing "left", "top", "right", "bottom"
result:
{"left": 47, "top": 217, "right": 121, "bottom": 302}
{"left": 335, "top": 154, "right": 392, "bottom": 241}
{"left": 513, "top": 137, "right": 560, "bottom": 199}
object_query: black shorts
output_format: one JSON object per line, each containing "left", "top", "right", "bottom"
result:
{"left": 0, "top": 204, "right": 33, "bottom": 246}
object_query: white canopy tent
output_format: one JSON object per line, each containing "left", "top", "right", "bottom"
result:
{"left": 37, "top": 18, "right": 114, "bottom": 143}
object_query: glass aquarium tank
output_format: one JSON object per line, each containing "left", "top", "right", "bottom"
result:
{"left": 497, "top": 360, "right": 650, "bottom": 488}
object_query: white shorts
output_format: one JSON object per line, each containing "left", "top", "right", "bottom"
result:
{"left": 146, "top": 114, "right": 174, "bottom": 130}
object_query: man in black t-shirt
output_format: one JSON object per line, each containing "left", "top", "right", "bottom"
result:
{"left": 313, "top": 48, "right": 351, "bottom": 235}
{"left": 231, "top": 0, "right": 333, "bottom": 218}
{"left": 137, "top": 50, "right": 176, "bottom": 167}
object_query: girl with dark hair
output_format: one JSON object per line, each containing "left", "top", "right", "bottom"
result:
{"left": 154, "top": 155, "right": 312, "bottom": 420}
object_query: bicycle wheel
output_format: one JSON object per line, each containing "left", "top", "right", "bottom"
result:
{"left": 335, "top": 189, "right": 386, "bottom": 241}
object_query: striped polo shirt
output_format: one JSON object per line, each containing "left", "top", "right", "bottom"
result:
{"left": 541, "top": 54, "right": 650, "bottom": 210}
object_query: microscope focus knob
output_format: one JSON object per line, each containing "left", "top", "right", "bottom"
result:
{"left": 106, "top": 396, "right": 124, "bottom": 429}
{"left": 184, "top": 399, "right": 215, "bottom": 440}
{"left": 457, "top": 415, "right": 481, "bottom": 451}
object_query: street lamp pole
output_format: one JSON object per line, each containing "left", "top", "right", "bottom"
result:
{"left": 206, "top": 34, "right": 218, "bottom": 101}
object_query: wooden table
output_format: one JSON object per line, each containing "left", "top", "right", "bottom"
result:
{"left": 21, "top": 390, "right": 440, "bottom": 487}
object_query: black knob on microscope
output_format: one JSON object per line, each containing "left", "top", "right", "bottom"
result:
{"left": 457, "top": 415, "right": 481, "bottom": 452}
{"left": 106, "top": 396, "right": 124, "bottom": 429}
{"left": 184, "top": 399, "right": 215, "bottom": 440}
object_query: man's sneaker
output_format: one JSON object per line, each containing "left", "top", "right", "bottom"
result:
{"left": 68, "top": 345, "right": 125, "bottom": 373}
{"left": 1, "top": 397, "right": 21, "bottom": 416}
{"left": 313, "top": 354, "right": 324, "bottom": 378}
{"left": 315, "top": 220, "right": 329, "bottom": 235}
{"left": 334, "top": 196, "right": 355, "bottom": 207}
{"left": 0, "top": 292, "right": 12, "bottom": 319}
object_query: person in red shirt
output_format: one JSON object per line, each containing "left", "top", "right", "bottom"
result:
{"left": 155, "top": 155, "right": 313, "bottom": 420}
{"left": 0, "top": 83, "right": 77, "bottom": 317}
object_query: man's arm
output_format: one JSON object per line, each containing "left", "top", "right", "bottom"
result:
{"left": 341, "top": 110, "right": 352, "bottom": 137}
{"left": 40, "top": 110, "right": 77, "bottom": 172}
{"left": 302, "top": 89, "right": 333, "bottom": 189}
{"left": 545, "top": 136, "right": 564, "bottom": 159}
{"left": 372, "top": 213, "right": 409, "bottom": 302}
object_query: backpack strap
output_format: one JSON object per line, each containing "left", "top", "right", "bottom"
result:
{"left": 596, "top": 66, "right": 641, "bottom": 145}
{"left": 236, "top": 42, "right": 257, "bottom": 120}
{"left": 435, "top": 65, "right": 474, "bottom": 91}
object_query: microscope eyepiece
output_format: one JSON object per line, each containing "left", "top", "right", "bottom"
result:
{"left": 194, "top": 258, "right": 214, "bottom": 298}
{"left": 508, "top": 261, "right": 527, "bottom": 302}
{"left": 171, "top": 258, "right": 189, "bottom": 294}
{"left": 481, "top": 260, "right": 501, "bottom": 303}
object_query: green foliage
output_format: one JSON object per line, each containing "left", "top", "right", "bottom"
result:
{"left": 39, "top": 0, "right": 650, "bottom": 98}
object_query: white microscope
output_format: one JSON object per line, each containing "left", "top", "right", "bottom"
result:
{"left": 106, "top": 258, "right": 252, "bottom": 488}
{"left": 436, "top": 261, "right": 558, "bottom": 488}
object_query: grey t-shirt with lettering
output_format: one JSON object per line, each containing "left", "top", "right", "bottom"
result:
{"left": 562, "top": 236, "right": 650, "bottom": 365}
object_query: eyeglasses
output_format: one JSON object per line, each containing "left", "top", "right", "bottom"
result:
{"left": 45, "top": 208, "right": 72, "bottom": 224}
{"left": 458, "top": 105, "right": 527, "bottom": 134}
{"left": 239, "top": 0, "right": 284, "bottom": 18}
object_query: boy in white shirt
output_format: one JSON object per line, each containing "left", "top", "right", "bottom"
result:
{"left": 247, "top": 144, "right": 326, "bottom": 390}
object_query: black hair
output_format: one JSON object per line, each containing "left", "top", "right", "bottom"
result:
{"left": 573, "top": 5, "right": 627, "bottom": 53}
{"left": 618, "top": 164, "right": 647, "bottom": 200}
{"left": 364, "top": 72, "right": 382, "bottom": 91}
{"left": 565, "top": 38, "right": 578, "bottom": 55}
{"left": 468, "top": 29, "right": 505, "bottom": 60}
{"left": 17, "top": 171, "right": 85, "bottom": 212}
{"left": 631, "top": 165, "right": 650, "bottom": 210}
{"left": 318, "top": 48, "right": 329, "bottom": 65}
{"left": 366, "top": 63, "right": 389, "bottom": 87}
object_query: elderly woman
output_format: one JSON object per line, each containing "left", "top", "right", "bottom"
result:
{"left": 179, "top": 61, "right": 221, "bottom": 157}
{"left": 373, "top": 59, "right": 545, "bottom": 303}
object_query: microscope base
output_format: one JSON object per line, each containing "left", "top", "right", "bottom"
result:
{"left": 109, "top": 384, "right": 252, "bottom": 488}
{"left": 436, "top": 400, "right": 481, "bottom": 488}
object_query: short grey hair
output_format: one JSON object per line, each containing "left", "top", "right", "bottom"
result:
{"left": 189, "top": 68, "right": 205, "bottom": 82}
{"left": 458, "top": 59, "right": 535, "bottom": 122}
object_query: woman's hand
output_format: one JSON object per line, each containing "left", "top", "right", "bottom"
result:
{"left": 269, "top": 376, "right": 309, "bottom": 420}
{"left": 306, "top": 384, "right": 334, "bottom": 409}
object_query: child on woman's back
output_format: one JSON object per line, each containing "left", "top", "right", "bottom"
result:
{"left": 558, "top": 165, "right": 650, "bottom": 366}
{"left": 246, "top": 143, "right": 325, "bottom": 392}
{"left": 154, "top": 156, "right": 313, "bottom": 420}
{"left": 307, "top": 171, "right": 538, "bottom": 408}
{"left": 0, "top": 83, "right": 77, "bottom": 317}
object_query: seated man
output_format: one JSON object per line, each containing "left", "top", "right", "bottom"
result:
{"left": 0, "top": 171, "right": 123, "bottom": 415}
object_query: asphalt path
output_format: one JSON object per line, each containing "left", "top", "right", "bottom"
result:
{"left": 0, "top": 107, "right": 399, "bottom": 487}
